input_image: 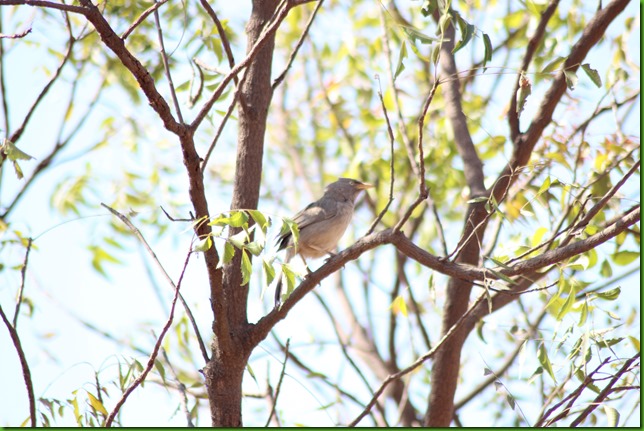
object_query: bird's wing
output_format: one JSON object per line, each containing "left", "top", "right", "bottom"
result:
{"left": 277, "top": 198, "right": 337, "bottom": 250}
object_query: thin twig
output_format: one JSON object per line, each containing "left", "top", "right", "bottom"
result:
{"left": 272, "top": 0, "right": 323, "bottom": 90}
{"left": 190, "top": 0, "right": 292, "bottom": 131}
{"left": 199, "top": 0, "right": 237, "bottom": 84}
{"left": 314, "top": 291, "right": 390, "bottom": 425}
{"left": 265, "top": 338, "right": 290, "bottom": 427}
{"left": 200, "top": 78, "right": 242, "bottom": 173}
{"left": 393, "top": 81, "right": 437, "bottom": 232}
{"left": 569, "top": 352, "right": 640, "bottom": 427}
{"left": 7, "top": 25, "right": 76, "bottom": 145}
{"left": 0, "top": 26, "right": 31, "bottom": 39}
{"left": 120, "top": 0, "right": 168, "bottom": 40}
{"left": 347, "top": 293, "right": 487, "bottom": 427}
{"left": 13, "top": 237, "right": 32, "bottom": 328}
{"left": 160, "top": 349, "right": 195, "bottom": 427}
{"left": 105, "top": 249, "right": 192, "bottom": 427}
{"left": 0, "top": 303, "right": 36, "bottom": 426}
{"left": 153, "top": 1, "right": 183, "bottom": 123}
{"left": 101, "top": 204, "right": 209, "bottom": 363}
{"left": 367, "top": 75, "right": 395, "bottom": 235}
{"left": 508, "top": 0, "right": 561, "bottom": 142}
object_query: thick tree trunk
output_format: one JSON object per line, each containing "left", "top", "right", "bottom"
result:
{"left": 205, "top": 0, "right": 279, "bottom": 427}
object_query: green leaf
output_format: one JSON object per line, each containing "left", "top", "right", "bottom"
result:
{"left": 246, "top": 363, "right": 258, "bottom": 385}
{"left": 482, "top": 33, "right": 492, "bottom": 70}
{"left": 603, "top": 405, "right": 619, "bottom": 427}
{"left": 556, "top": 291, "right": 576, "bottom": 321}
{"left": 628, "top": 336, "right": 640, "bottom": 351}
{"left": 566, "top": 255, "right": 589, "bottom": 270}
{"left": 599, "top": 260, "right": 613, "bottom": 278}
{"left": 541, "top": 56, "right": 566, "bottom": 74}
{"left": 1, "top": 138, "right": 34, "bottom": 161}
{"left": 420, "top": 0, "right": 438, "bottom": 17}
{"left": 262, "top": 257, "right": 276, "bottom": 287}
{"left": 89, "top": 245, "right": 122, "bottom": 277}
{"left": 467, "top": 196, "right": 489, "bottom": 204}
{"left": 537, "top": 342, "right": 556, "bottom": 383}
{"left": 578, "top": 300, "right": 588, "bottom": 326}
{"left": 401, "top": 25, "right": 439, "bottom": 45}
{"left": 87, "top": 391, "right": 108, "bottom": 416}
{"left": 476, "top": 319, "right": 487, "bottom": 344}
{"left": 240, "top": 249, "right": 252, "bottom": 286}
{"left": 228, "top": 229, "right": 248, "bottom": 249}
{"left": 488, "top": 268, "right": 516, "bottom": 285}
{"left": 246, "top": 209, "right": 270, "bottom": 231}
{"left": 210, "top": 211, "right": 249, "bottom": 228}
{"left": 452, "top": 15, "right": 474, "bottom": 54}
{"left": 193, "top": 235, "right": 212, "bottom": 252}
{"left": 221, "top": 241, "right": 235, "bottom": 266}
{"left": 581, "top": 63, "right": 602, "bottom": 87}
{"left": 611, "top": 250, "right": 639, "bottom": 265}
{"left": 595, "top": 287, "right": 621, "bottom": 301}
{"left": 244, "top": 241, "right": 263, "bottom": 256}
{"left": 394, "top": 41, "right": 408, "bottom": 81}
{"left": 390, "top": 295, "right": 408, "bottom": 316}
{"left": 564, "top": 69, "right": 578, "bottom": 90}
{"left": 281, "top": 264, "right": 297, "bottom": 296}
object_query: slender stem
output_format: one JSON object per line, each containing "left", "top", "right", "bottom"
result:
{"left": 153, "top": 1, "right": 183, "bottom": 123}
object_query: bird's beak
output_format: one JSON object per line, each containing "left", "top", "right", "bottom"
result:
{"left": 357, "top": 182, "right": 374, "bottom": 190}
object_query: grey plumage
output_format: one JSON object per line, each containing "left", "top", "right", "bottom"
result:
{"left": 274, "top": 178, "right": 373, "bottom": 306}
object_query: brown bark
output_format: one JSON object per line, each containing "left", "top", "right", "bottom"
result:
{"left": 424, "top": 0, "right": 632, "bottom": 425}
{"left": 205, "top": 0, "right": 279, "bottom": 426}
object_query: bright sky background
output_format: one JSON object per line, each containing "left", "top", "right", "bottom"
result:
{"left": 0, "top": 0, "right": 640, "bottom": 427}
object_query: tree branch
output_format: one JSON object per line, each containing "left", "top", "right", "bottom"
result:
{"left": 0, "top": 303, "right": 36, "bottom": 426}
{"left": 495, "top": 0, "right": 631, "bottom": 204}
{"left": 508, "top": 0, "right": 560, "bottom": 142}
{"left": 101, "top": 204, "right": 209, "bottom": 363}
{"left": 347, "top": 293, "right": 488, "bottom": 426}
{"left": 105, "top": 249, "right": 192, "bottom": 427}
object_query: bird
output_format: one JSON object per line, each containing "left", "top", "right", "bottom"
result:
{"left": 274, "top": 177, "right": 373, "bottom": 307}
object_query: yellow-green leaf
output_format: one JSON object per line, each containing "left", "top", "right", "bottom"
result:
{"left": 193, "top": 235, "right": 212, "bottom": 252}
{"left": 240, "top": 249, "right": 252, "bottom": 286}
{"left": 537, "top": 342, "right": 556, "bottom": 383}
{"left": 391, "top": 295, "right": 408, "bottom": 317}
{"left": 87, "top": 391, "right": 108, "bottom": 416}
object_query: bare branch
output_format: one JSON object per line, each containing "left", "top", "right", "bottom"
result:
{"left": 0, "top": 0, "right": 87, "bottom": 14}
{"left": 394, "top": 81, "right": 437, "bottom": 231}
{"left": 272, "top": 0, "right": 323, "bottom": 90}
{"left": 0, "top": 26, "right": 31, "bottom": 39}
{"left": 264, "top": 338, "right": 289, "bottom": 427}
{"left": 347, "top": 293, "right": 488, "bottom": 427}
{"left": 508, "top": 0, "right": 560, "bottom": 142}
{"left": 198, "top": 0, "right": 237, "bottom": 84}
{"left": 105, "top": 249, "right": 192, "bottom": 427}
{"left": 0, "top": 303, "right": 36, "bottom": 426}
{"left": 120, "top": 0, "right": 168, "bottom": 40}
{"left": 13, "top": 237, "right": 32, "bottom": 328}
{"left": 200, "top": 84, "right": 240, "bottom": 173}
{"left": 100, "top": 204, "right": 209, "bottom": 363}
{"left": 7, "top": 26, "right": 75, "bottom": 144}
{"left": 367, "top": 75, "right": 396, "bottom": 235}
{"left": 190, "top": 0, "right": 292, "bottom": 132}
{"left": 569, "top": 352, "right": 640, "bottom": 427}
{"left": 153, "top": 0, "right": 183, "bottom": 123}
{"left": 496, "top": 0, "right": 631, "bottom": 203}
{"left": 76, "top": 0, "right": 183, "bottom": 134}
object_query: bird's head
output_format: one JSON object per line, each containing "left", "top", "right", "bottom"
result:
{"left": 324, "top": 177, "right": 374, "bottom": 202}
